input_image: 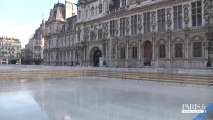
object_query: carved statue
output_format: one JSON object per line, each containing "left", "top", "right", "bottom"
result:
{"left": 138, "top": 14, "right": 142, "bottom": 32}
{"left": 183, "top": 4, "right": 189, "bottom": 25}
{"left": 166, "top": 8, "right": 172, "bottom": 28}
{"left": 151, "top": 11, "right": 156, "bottom": 31}
{"left": 126, "top": 17, "right": 129, "bottom": 35}
{"left": 115, "top": 20, "right": 119, "bottom": 36}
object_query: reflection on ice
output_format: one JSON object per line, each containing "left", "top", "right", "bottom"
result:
{"left": 0, "top": 91, "right": 48, "bottom": 120}
{"left": 0, "top": 77, "right": 212, "bottom": 120}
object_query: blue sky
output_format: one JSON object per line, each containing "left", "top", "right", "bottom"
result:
{"left": 0, "top": 0, "right": 77, "bottom": 48}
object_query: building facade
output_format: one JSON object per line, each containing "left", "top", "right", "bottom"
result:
{"left": 0, "top": 37, "right": 21, "bottom": 64}
{"left": 43, "top": 0, "right": 213, "bottom": 69}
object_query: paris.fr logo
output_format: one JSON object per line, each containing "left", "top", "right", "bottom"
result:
{"left": 182, "top": 104, "right": 206, "bottom": 113}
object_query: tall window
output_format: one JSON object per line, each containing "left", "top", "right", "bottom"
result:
{"left": 173, "top": 5, "right": 182, "bottom": 29}
{"left": 98, "top": 29, "right": 102, "bottom": 39}
{"left": 99, "top": 4, "right": 102, "bottom": 14}
{"left": 90, "top": 31, "right": 95, "bottom": 41}
{"left": 157, "top": 9, "right": 166, "bottom": 31}
{"left": 131, "top": 15, "right": 138, "bottom": 35}
{"left": 120, "top": 47, "right": 125, "bottom": 59}
{"left": 110, "top": 20, "right": 116, "bottom": 37}
{"left": 144, "top": 12, "right": 151, "bottom": 33}
{"left": 175, "top": 43, "right": 183, "bottom": 58}
{"left": 191, "top": 1, "right": 202, "bottom": 27}
{"left": 91, "top": 7, "right": 94, "bottom": 16}
{"left": 193, "top": 42, "right": 202, "bottom": 57}
{"left": 159, "top": 44, "right": 166, "bottom": 58}
{"left": 132, "top": 46, "right": 137, "bottom": 58}
{"left": 120, "top": 18, "right": 126, "bottom": 36}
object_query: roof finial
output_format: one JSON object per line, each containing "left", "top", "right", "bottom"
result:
{"left": 42, "top": 13, "right": 44, "bottom": 24}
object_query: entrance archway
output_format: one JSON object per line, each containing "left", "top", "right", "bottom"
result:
{"left": 143, "top": 41, "right": 152, "bottom": 66}
{"left": 90, "top": 47, "right": 102, "bottom": 67}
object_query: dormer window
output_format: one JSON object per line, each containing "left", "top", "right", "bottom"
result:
{"left": 86, "top": 9, "right": 88, "bottom": 18}
{"left": 99, "top": 4, "right": 102, "bottom": 14}
{"left": 91, "top": 6, "right": 94, "bottom": 16}
{"left": 121, "top": 0, "right": 126, "bottom": 7}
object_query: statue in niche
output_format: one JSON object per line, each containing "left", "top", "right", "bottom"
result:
{"left": 166, "top": 8, "right": 172, "bottom": 28}
{"left": 151, "top": 11, "right": 156, "bottom": 31}
{"left": 204, "top": 1, "right": 210, "bottom": 16}
{"left": 138, "top": 15, "right": 142, "bottom": 32}
{"left": 183, "top": 4, "right": 189, "bottom": 24}
{"left": 126, "top": 17, "right": 129, "bottom": 35}
{"left": 115, "top": 20, "right": 119, "bottom": 36}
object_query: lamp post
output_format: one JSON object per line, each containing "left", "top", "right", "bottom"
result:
{"left": 206, "top": 31, "right": 212, "bottom": 67}
{"left": 204, "top": 0, "right": 213, "bottom": 67}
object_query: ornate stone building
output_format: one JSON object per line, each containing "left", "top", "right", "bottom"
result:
{"left": 43, "top": 0, "right": 77, "bottom": 66}
{"left": 43, "top": 0, "right": 213, "bottom": 68}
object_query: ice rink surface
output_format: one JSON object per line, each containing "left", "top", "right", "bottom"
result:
{"left": 0, "top": 76, "right": 212, "bottom": 120}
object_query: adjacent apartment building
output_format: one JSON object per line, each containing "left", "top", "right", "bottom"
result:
{"left": 24, "top": 22, "right": 45, "bottom": 65}
{"left": 0, "top": 37, "right": 21, "bottom": 64}
{"left": 42, "top": 0, "right": 213, "bottom": 69}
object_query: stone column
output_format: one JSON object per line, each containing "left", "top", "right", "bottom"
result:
{"left": 138, "top": 39, "right": 141, "bottom": 60}
{"left": 138, "top": 38, "right": 142, "bottom": 67}
{"left": 152, "top": 33, "right": 155, "bottom": 67}
{"left": 167, "top": 32, "right": 171, "bottom": 59}
{"left": 126, "top": 39, "right": 129, "bottom": 60}
{"left": 184, "top": 28, "right": 190, "bottom": 68}
{"left": 126, "top": 38, "right": 129, "bottom": 67}
{"left": 115, "top": 39, "right": 118, "bottom": 60}
{"left": 109, "top": 38, "right": 112, "bottom": 67}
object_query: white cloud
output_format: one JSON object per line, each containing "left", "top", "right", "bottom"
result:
{"left": 0, "top": 23, "right": 38, "bottom": 48}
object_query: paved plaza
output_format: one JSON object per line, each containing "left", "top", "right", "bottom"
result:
{"left": 0, "top": 65, "right": 212, "bottom": 120}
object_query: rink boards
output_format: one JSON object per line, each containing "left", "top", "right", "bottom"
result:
{"left": 0, "top": 69, "right": 212, "bottom": 86}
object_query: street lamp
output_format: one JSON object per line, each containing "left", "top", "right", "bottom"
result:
{"left": 205, "top": 0, "right": 213, "bottom": 67}
{"left": 206, "top": 28, "right": 213, "bottom": 67}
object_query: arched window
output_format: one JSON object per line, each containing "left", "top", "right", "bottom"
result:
{"left": 191, "top": 36, "right": 203, "bottom": 57}
{"left": 131, "top": 42, "right": 137, "bottom": 58}
{"left": 99, "top": 4, "right": 102, "bottom": 14}
{"left": 132, "top": 46, "right": 137, "bottom": 58}
{"left": 159, "top": 44, "right": 166, "bottom": 58}
{"left": 175, "top": 43, "right": 183, "bottom": 58}
{"left": 120, "top": 47, "right": 125, "bottom": 59}
{"left": 120, "top": 44, "right": 126, "bottom": 59}
{"left": 193, "top": 42, "right": 202, "bottom": 57}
